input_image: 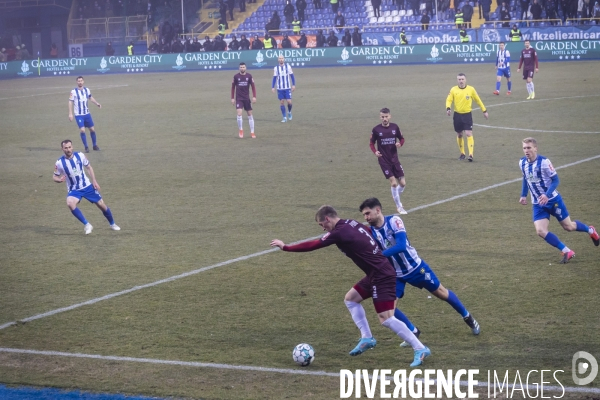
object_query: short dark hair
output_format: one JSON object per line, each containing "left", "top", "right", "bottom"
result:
{"left": 76, "top": 76, "right": 84, "bottom": 80}
{"left": 359, "top": 198, "right": 382, "bottom": 212}
{"left": 315, "top": 205, "right": 338, "bottom": 222}
{"left": 61, "top": 139, "right": 72, "bottom": 147}
{"left": 499, "top": 41, "right": 505, "bottom": 45}
{"left": 239, "top": 62, "right": 246, "bottom": 66}
{"left": 380, "top": 107, "right": 390, "bottom": 114}
{"left": 458, "top": 73, "right": 466, "bottom": 77}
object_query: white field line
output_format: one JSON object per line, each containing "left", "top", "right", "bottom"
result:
{"left": 474, "top": 124, "right": 600, "bottom": 134}
{"left": 0, "top": 84, "right": 129, "bottom": 101}
{"left": 473, "top": 94, "right": 600, "bottom": 110}
{"left": 1, "top": 154, "right": 599, "bottom": 331}
{"left": 1, "top": 347, "right": 599, "bottom": 394}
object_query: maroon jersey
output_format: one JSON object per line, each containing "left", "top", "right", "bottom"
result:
{"left": 231, "top": 72, "right": 256, "bottom": 101}
{"left": 519, "top": 48, "right": 538, "bottom": 70}
{"left": 370, "top": 123, "right": 404, "bottom": 164}
{"left": 283, "top": 219, "right": 396, "bottom": 281}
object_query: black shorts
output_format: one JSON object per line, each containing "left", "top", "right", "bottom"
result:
{"left": 453, "top": 112, "right": 473, "bottom": 133}
{"left": 236, "top": 99, "right": 252, "bottom": 111}
{"left": 522, "top": 68, "right": 534, "bottom": 80}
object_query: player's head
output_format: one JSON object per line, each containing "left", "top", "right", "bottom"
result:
{"left": 61, "top": 139, "right": 73, "bottom": 157}
{"left": 524, "top": 40, "right": 531, "bottom": 49}
{"left": 499, "top": 41, "right": 505, "bottom": 50}
{"left": 315, "top": 205, "right": 338, "bottom": 232}
{"left": 522, "top": 137, "right": 538, "bottom": 160}
{"left": 359, "top": 198, "right": 384, "bottom": 227}
{"left": 278, "top": 55, "right": 285, "bottom": 65}
{"left": 379, "top": 108, "right": 391, "bottom": 126}
{"left": 76, "top": 76, "right": 84, "bottom": 87}
{"left": 239, "top": 62, "right": 246, "bottom": 73}
{"left": 457, "top": 73, "right": 466, "bottom": 88}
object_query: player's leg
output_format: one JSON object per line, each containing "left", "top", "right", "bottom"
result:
{"left": 92, "top": 193, "right": 120, "bottom": 230}
{"left": 87, "top": 115, "right": 99, "bottom": 150}
{"left": 494, "top": 73, "right": 502, "bottom": 94}
{"left": 66, "top": 195, "right": 92, "bottom": 234}
{"left": 557, "top": 200, "right": 600, "bottom": 246}
{"left": 278, "top": 94, "right": 287, "bottom": 122}
{"left": 506, "top": 69, "right": 512, "bottom": 94}
{"left": 528, "top": 76, "right": 535, "bottom": 99}
{"left": 395, "top": 279, "right": 420, "bottom": 347}
{"left": 78, "top": 127, "right": 89, "bottom": 152}
{"left": 389, "top": 176, "right": 404, "bottom": 213}
{"left": 464, "top": 129, "right": 474, "bottom": 161}
{"left": 453, "top": 115, "right": 466, "bottom": 159}
{"left": 287, "top": 98, "right": 292, "bottom": 120}
{"left": 236, "top": 107, "right": 244, "bottom": 138}
{"left": 247, "top": 109, "right": 255, "bottom": 138}
{"left": 395, "top": 174, "right": 407, "bottom": 214}
{"left": 534, "top": 213, "right": 573, "bottom": 262}
{"left": 345, "top": 283, "right": 376, "bottom": 356}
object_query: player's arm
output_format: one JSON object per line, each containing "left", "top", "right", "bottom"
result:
{"left": 396, "top": 128, "right": 405, "bottom": 147}
{"left": 68, "top": 98, "right": 74, "bottom": 121}
{"left": 270, "top": 238, "right": 330, "bottom": 252}
{"left": 382, "top": 231, "right": 408, "bottom": 257}
{"left": 89, "top": 95, "right": 101, "bottom": 108}
{"left": 231, "top": 80, "right": 236, "bottom": 105}
{"left": 534, "top": 51, "right": 539, "bottom": 70}
{"left": 517, "top": 52, "right": 524, "bottom": 71}
{"left": 250, "top": 78, "right": 257, "bottom": 102}
{"left": 271, "top": 70, "right": 277, "bottom": 93}
{"left": 519, "top": 177, "right": 528, "bottom": 205}
{"left": 53, "top": 164, "right": 65, "bottom": 183}
{"left": 369, "top": 132, "right": 382, "bottom": 157}
{"left": 445, "top": 90, "right": 454, "bottom": 116}
{"left": 289, "top": 67, "right": 296, "bottom": 91}
{"left": 506, "top": 51, "right": 510, "bottom": 67}
{"left": 546, "top": 173, "right": 559, "bottom": 197}
{"left": 84, "top": 163, "right": 101, "bottom": 190}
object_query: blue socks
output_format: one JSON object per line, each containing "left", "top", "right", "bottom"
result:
{"left": 80, "top": 132, "right": 88, "bottom": 148}
{"left": 102, "top": 207, "right": 115, "bottom": 225}
{"left": 287, "top": 104, "right": 292, "bottom": 112}
{"left": 575, "top": 220, "right": 589, "bottom": 232}
{"left": 394, "top": 308, "right": 416, "bottom": 331}
{"left": 71, "top": 207, "right": 88, "bottom": 225}
{"left": 90, "top": 131, "right": 97, "bottom": 146}
{"left": 544, "top": 232, "right": 566, "bottom": 251}
{"left": 507, "top": 81, "right": 512, "bottom": 91}
{"left": 280, "top": 105, "right": 286, "bottom": 117}
{"left": 446, "top": 290, "right": 468, "bottom": 318}
{"left": 496, "top": 81, "right": 501, "bottom": 91}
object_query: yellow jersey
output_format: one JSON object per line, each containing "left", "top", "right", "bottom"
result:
{"left": 446, "top": 85, "right": 486, "bottom": 114}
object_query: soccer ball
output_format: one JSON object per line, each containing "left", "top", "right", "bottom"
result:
{"left": 292, "top": 343, "right": 315, "bottom": 367}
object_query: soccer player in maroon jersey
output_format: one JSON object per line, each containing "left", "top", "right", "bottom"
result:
{"left": 231, "top": 62, "right": 257, "bottom": 138}
{"left": 516, "top": 40, "right": 539, "bottom": 100}
{"left": 270, "top": 205, "right": 431, "bottom": 367}
{"left": 370, "top": 108, "right": 407, "bottom": 215}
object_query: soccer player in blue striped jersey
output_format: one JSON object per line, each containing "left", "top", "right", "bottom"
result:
{"left": 271, "top": 55, "right": 296, "bottom": 123}
{"left": 519, "top": 138, "right": 599, "bottom": 263}
{"left": 53, "top": 139, "right": 120, "bottom": 234}
{"left": 360, "top": 197, "right": 481, "bottom": 342}
{"left": 69, "top": 76, "right": 102, "bottom": 153}
{"left": 493, "top": 42, "right": 512, "bottom": 95}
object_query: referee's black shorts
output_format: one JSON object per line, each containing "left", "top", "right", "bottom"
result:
{"left": 453, "top": 112, "right": 473, "bottom": 133}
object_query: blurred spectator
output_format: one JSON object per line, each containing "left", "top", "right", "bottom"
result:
{"left": 214, "top": 35, "right": 227, "bottom": 50}
{"left": 352, "top": 27, "right": 362, "bottom": 45}
{"left": 239, "top": 34, "right": 250, "bottom": 49}
{"left": 297, "top": 32, "right": 308, "bottom": 47}
{"left": 292, "top": 16, "right": 301, "bottom": 34}
{"left": 594, "top": 0, "right": 600, "bottom": 22}
{"left": 50, "top": 43, "right": 59, "bottom": 58}
{"left": 545, "top": 0, "right": 558, "bottom": 23}
{"left": 421, "top": 10, "right": 430, "bottom": 29}
{"left": 296, "top": 0, "right": 307, "bottom": 20}
{"left": 172, "top": 37, "right": 183, "bottom": 52}
{"left": 281, "top": 33, "right": 292, "bottom": 48}
{"left": 162, "top": 21, "right": 174, "bottom": 43}
{"left": 191, "top": 37, "right": 202, "bottom": 52}
{"left": 334, "top": 10, "right": 345, "bottom": 32}
{"left": 284, "top": 1, "right": 295, "bottom": 28}
{"left": 480, "top": 0, "right": 491, "bottom": 20}
{"left": 313, "top": 0, "right": 322, "bottom": 9}
{"left": 372, "top": 0, "right": 381, "bottom": 17}
{"left": 127, "top": 41, "right": 134, "bottom": 55}
{"left": 263, "top": 32, "right": 275, "bottom": 48}
{"left": 462, "top": 2, "right": 473, "bottom": 27}
{"left": 342, "top": 28, "right": 352, "bottom": 45}
{"left": 438, "top": 0, "right": 450, "bottom": 20}
{"left": 520, "top": 0, "right": 530, "bottom": 20}
{"left": 0, "top": 48, "right": 6, "bottom": 62}
{"left": 105, "top": 41, "right": 115, "bottom": 55}
{"left": 531, "top": 0, "right": 543, "bottom": 19}
{"left": 500, "top": 2, "right": 510, "bottom": 26}
{"left": 203, "top": 36, "right": 214, "bottom": 51}
{"left": 105, "top": 0, "right": 114, "bottom": 17}
{"left": 239, "top": 0, "right": 246, "bottom": 12}
{"left": 326, "top": 30, "right": 338, "bottom": 46}
{"left": 15, "top": 45, "right": 22, "bottom": 60}
{"left": 229, "top": 34, "right": 240, "bottom": 50}
{"left": 160, "top": 38, "right": 171, "bottom": 53}
{"left": 330, "top": 0, "right": 339, "bottom": 13}
{"left": 148, "top": 40, "right": 159, "bottom": 53}
{"left": 316, "top": 29, "right": 326, "bottom": 47}
{"left": 266, "top": 11, "right": 281, "bottom": 33}
{"left": 400, "top": 27, "right": 408, "bottom": 43}
{"left": 227, "top": 0, "right": 235, "bottom": 20}
{"left": 454, "top": 7, "right": 464, "bottom": 26}
{"left": 184, "top": 36, "right": 193, "bottom": 52}
{"left": 251, "top": 35, "right": 264, "bottom": 49}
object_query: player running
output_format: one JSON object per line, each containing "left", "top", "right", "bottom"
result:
{"left": 494, "top": 42, "right": 512, "bottom": 95}
{"left": 270, "top": 205, "right": 431, "bottom": 367}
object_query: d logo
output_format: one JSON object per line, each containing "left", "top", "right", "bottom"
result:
{"left": 572, "top": 351, "right": 598, "bottom": 385}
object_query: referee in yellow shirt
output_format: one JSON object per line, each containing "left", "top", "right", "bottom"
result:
{"left": 446, "top": 73, "right": 489, "bottom": 162}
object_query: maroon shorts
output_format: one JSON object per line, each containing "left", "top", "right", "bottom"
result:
{"left": 522, "top": 69, "right": 534, "bottom": 80}
{"left": 236, "top": 99, "right": 253, "bottom": 111}
{"left": 353, "top": 274, "right": 397, "bottom": 313}
{"left": 379, "top": 159, "right": 404, "bottom": 180}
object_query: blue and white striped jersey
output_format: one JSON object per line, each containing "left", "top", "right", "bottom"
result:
{"left": 496, "top": 49, "right": 510, "bottom": 69}
{"left": 369, "top": 215, "right": 422, "bottom": 278}
{"left": 54, "top": 152, "right": 92, "bottom": 192}
{"left": 69, "top": 87, "right": 92, "bottom": 116}
{"left": 519, "top": 155, "right": 558, "bottom": 204}
{"left": 273, "top": 64, "right": 294, "bottom": 90}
